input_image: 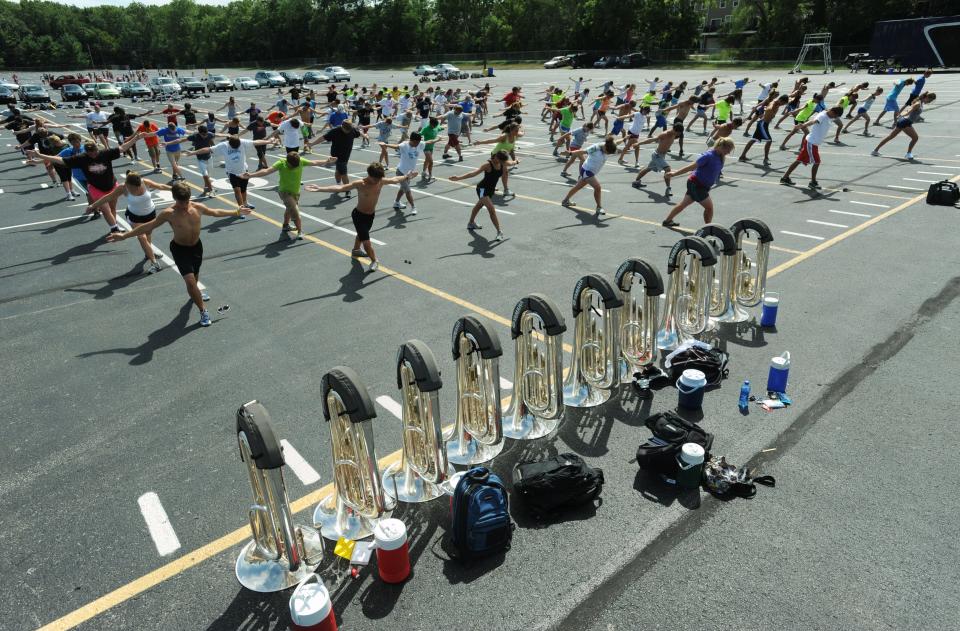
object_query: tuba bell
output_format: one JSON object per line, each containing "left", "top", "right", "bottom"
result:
{"left": 614, "top": 258, "right": 664, "bottom": 383}
{"left": 446, "top": 315, "right": 505, "bottom": 466}
{"left": 382, "top": 340, "right": 455, "bottom": 503}
{"left": 314, "top": 367, "right": 391, "bottom": 541}
{"left": 657, "top": 236, "right": 718, "bottom": 351}
{"left": 235, "top": 400, "right": 324, "bottom": 593}
{"left": 503, "top": 293, "right": 567, "bottom": 440}
{"left": 729, "top": 218, "right": 774, "bottom": 322}
{"left": 563, "top": 273, "right": 624, "bottom": 407}
{"left": 695, "top": 223, "right": 739, "bottom": 329}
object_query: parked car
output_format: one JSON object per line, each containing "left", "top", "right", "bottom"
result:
{"left": 19, "top": 84, "right": 51, "bottom": 104}
{"left": 83, "top": 83, "right": 98, "bottom": 97}
{"left": 543, "top": 55, "right": 572, "bottom": 69}
{"left": 616, "top": 52, "right": 649, "bottom": 68}
{"left": 303, "top": 70, "right": 330, "bottom": 84}
{"left": 206, "top": 74, "right": 233, "bottom": 92}
{"left": 569, "top": 52, "right": 601, "bottom": 68}
{"left": 89, "top": 82, "right": 120, "bottom": 99}
{"left": 149, "top": 76, "right": 182, "bottom": 95}
{"left": 280, "top": 71, "right": 303, "bottom": 86}
{"left": 1, "top": 80, "right": 20, "bottom": 91}
{"left": 593, "top": 55, "right": 620, "bottom": 68}
{"left": 234, "top": 76, "right": 260, "bottom": 90}
{"left": 0, "top": 86, "right": 17, "bottom": 105}
{"left": 413, "top": 64, "right": 437, "bottom": 76}
{"left": 434, "top": 63, "right": 460, "bottom": 74}
{"left": 323, "top": 66, "right": 351, "bottom": 81}
{"left": 60, "top": 83, "right": 87, "bottom": 102}
{"left": 255, "top": 71, "right": 287, "bottom": 87}
{"left": 49, "top": 75, "right": 89, "bottom": 89}
{"left": 121, "top": 81, "right": 152, "bottom": 98}
{"left": 180, "top": 77, "right": 206, "bottom": 95}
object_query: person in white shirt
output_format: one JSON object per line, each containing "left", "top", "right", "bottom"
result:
{"left": 380, "top": 132, "right": 424, "bottom": 214}
{"left": 779, "top": 106, "right": 842, "bottom": 190}
{"left": 69, "top": 104, "right": 111, "bottom": 149}
{"left": 273, "top": 117, "right": 304, "bottom": 153}
{"left": 379, "top": 96, "right": 396, "bottom": 118}
{"left": 756, "top": 81, "right": 777, "bottom": 102}
{"left": 560, "top": 135, "right": 624, "bottom": 216}
{"left": 183, "top": 135, "right": 273, "bottom": 210}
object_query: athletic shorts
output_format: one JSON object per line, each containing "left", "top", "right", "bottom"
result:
{"left": 654, "top": 115, "right": 667, "bottom": 129}
{"left": 895, "top": 118, "right": 913, "bottom": 129}
{"left": 797, "top": 139, "right": 820, "bottom": 165}
{"left": 90, "top": 127, "right": 109, "bottom": 137}
{"left": 255, "top": 145, "right": 267, "bottom": 159}
{"left": 578, "top": 167, "right": 596, "bottom": 180}
{"left": 648, "top": 152, "right": 669, "bottom": 173}
{"left": 87, "top": 182, "right": 117, "bottom": 202}
{"left": 166, "top": 150, "right": 181, "bottom": 161}
{"left": 611, "top": 120, "right": 624, "bottom": 135}
{"left": 560, "top": 124, "right": 571, "bottom": 133}
{"left": 733, "top": 89, "right": 743, "bottom": 100}
{"left": 126, "top": 209, "right": 156, "bottom": 224}
{"left": 423, "top": 145, "right": 434, "bottom": 154}
{"left": 857, "top": 107, "right": 868, "bottom": 115}
{"left": 752, "top": 120, "right": 771, "bottom": 142}
{"left": 228, "top": 173, "right": 249, "bottom": 191}
{"left": 686, "top": 177, "right": 711, "bottom": 202}
{"left": 395, "top": 169, "right": 411, "bottom": 192}
{"left": 197, "top": 159, "right": 210, "bottom": 177}
{"left": 785, "top": 103, "right": 798, "bottom": 113}
{"left": 335, "top": 158, "right": 349, "bottom": 174}
{"left": 169, "top": 239, "right": 203, "bottom": 277}
{"left": 53, "top": 164, "right": 72, "bottom": 181}
{"left": 447, "top": 133, "right": 460, "bottom": 147}
{"left": 883, "top": 98, "right": 899, "bottom": 113}
{"left": 351, "top": 208, "right": 374, "bottom": 241}
{"left": 476, "top": 185, "right": 492, "bottom": 199}
{"left": 693, "top": 109, "right": 707, "bottom": 119}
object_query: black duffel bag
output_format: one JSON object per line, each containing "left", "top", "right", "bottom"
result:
{"left": 512, "top": 453, "right": 604, "bottom": 518}
{"left": 927, "top": 180, "right": 959, "bottom": 206}
{"left": 636, "top": 411, "right": 713, "bottom": 480}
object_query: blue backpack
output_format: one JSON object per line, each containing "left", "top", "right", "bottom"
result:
{"left": 450, "top": 467, "right": 513, "bottom": 560}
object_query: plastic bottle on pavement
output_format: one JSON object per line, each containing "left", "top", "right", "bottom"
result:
{"left": 738, "top": 380, "right": 751, "bottom": 412}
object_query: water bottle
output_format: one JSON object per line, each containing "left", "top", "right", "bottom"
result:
{"left": 738, "top": 380, "right": 751, "bottom": 411}
{"left": 767, "top": 352, "right": 791, "bottom": 393}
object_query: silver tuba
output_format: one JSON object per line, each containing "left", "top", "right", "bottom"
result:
{"left": 235, "top": 400, "right": 324, "bottom": 592}
{"left": 314, "top": 367, "right": 391, "bottom": 541}
{"left": 657, "top": 236, "right": 718, "bottom": 351}
{"left": 503, "top": 293, "right": 566, "bottom": 440}
{"left": 446, "top": 315, "right": 505, "bottom": 466}
{"left": 383, "top": 340, "right": 455, "bottom": 503}
{"left": 614, "top": 258, "right": 664, "bottom": 383}
{"left": 696, "top": 224, "right": 739, "bottom": 328}
{"left": 729, "top": 218, "right": 774, "bottom": 322}
{"left": 563, "top": 273, "right": 624, "bottom": 407}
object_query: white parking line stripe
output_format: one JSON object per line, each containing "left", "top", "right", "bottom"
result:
{"left": 828, "top": 209, "right": 871, "bottom": 218}
{"left": 902, "top": 177, "right": 937, "bottom": 183}
{"left": 242, "top": 188, "right": 388, "bottom": 245}
{"left": 279, "top": 439, "right": 320, "bottom": 485}
{"left": 917, "top": 171, "right": 954, "bottom": 177}
{"left": 780, "top": 230, "right": 825, "bottom": 241}
{"left": 137, "top": 492, "right": 181, "bottom": 556}
{"left": 500, "top": 377, "right": 513, "bottom": 390}
{"left": 0, "top": 216, "right": 80, "bottom": 231}
{"left": 806, "top": 219, "right": 849, "bottom": 228}
{"left": 376, "top": 395, "right": 403, "bottom": 420}
{"left": 849, "top": 200, "right": 888, "bottom": 208}
{"left": 888, "top": 185, "right": 922, "bottom": 191}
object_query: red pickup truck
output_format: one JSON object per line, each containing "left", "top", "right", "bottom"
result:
{"left": 49, "top": 75, "right": 90, "bottom": 89}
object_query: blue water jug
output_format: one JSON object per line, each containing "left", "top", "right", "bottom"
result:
{"left": 766, "top": 352, "right": 790, "bottom": 393}
{"left": 760, "top": 292, "right": 780, "bottom": 327}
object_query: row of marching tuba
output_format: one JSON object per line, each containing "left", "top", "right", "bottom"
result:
{"left": 234, "top": 218, "right": 773, "bottom": 593}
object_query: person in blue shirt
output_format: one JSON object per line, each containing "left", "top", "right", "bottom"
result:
{"left": 143, "top": 122, "right": 187, "bottom": 180}
{"left": 731, "top": 77, "right": 750, "bottom": 114}
{"left": 328, "top": 104, "right": 348, "bottom": 128}
{"left": 874, "top": 77, "right": 914, "bottom": 127}
{"left": 900, "top": 69, "right": 932, "bottom": 114}
{"left": 57, "top": 132, "right": 88, "bottom": 204}
{"left": 662, "top": 137, "right": 734, "bottom": 227}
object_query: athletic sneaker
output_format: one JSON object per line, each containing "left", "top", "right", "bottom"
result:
{"left": 662, "top": 219, "right": 680, "bottom": 227}
{"left": 467, "top": 222, "right": 481, "bottom": 230}
{"left": 779, "top": 176, "right": 794, "bottom": 185}
{"left": 632, "top": 181, "right": 646, "bottom": 188}
{"left": 808, "top": 180, "right": 821, "bottom": 190}
{"left": 560, "top": 171, "right": 570, "bottom": 177}
{"left": 368, "top": 260, "right": 379, "bottom": 272}
{"left": 502, "top": 188, "right": 512, "bottom": 196}
{"left": 109, "top": 226, "right": 124, "bottom": 234}
{"left": 494, "top": 231, "right": 504, "bottom": 241}
{"left": 201, "top": 291, "right": 210, "bottom": 302}
{"left": 148, "top": 262, "right": 162, "bottom": 274}
{"left": 561, "top": 199, "right": 574, "bottom": 207}
{"left": 199, "top": 310, "right": 211, "bottom": 327}
{"left": 409, "top": 206, "right": 417, "bottom": 215}
{"left": 665, "top": 186, "right": 672, "bottom": 196}
{"left": 351, "top": 248, "right": 364, "bottom": 257}
{"left": 393, "top": 201, "right": 406, "bottom": 210}
{"left": 281, "top": 224, "right": 294, "bottom": 232}
{"left": 870, "top": 150, "right": 880, "bottom": 156}
{"left": 296, "top": 230, "right": 303, "bottom": 240}
{"left": 552, "top": 147, "right": 559, "bottom": 157}
{"left": 458, "top": 156, "right": 463, "bottom": 162}
{"left": 905, "top": 152, "right": 915, "bottom": 160}
{"left": 442, "top": 153, "right": 450, "bottom": 159}
{"left": 594, "top": 206, "right": 605, "bottom": 217}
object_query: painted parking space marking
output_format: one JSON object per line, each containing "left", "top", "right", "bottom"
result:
{"left": 279, "top": 440, "right": 320, "bottom": 485}
{"left": 0, "top": 216, "right": 81, "bottom": 231}
{"left": 780, "top": 230, "right": 825, "bottom": 241}
{"left": 849, "top": 200, "right": 888, "bottom": 208}
{"left": 806, "top": 219, "right": 848, "bottom": 228}
{"left": 888, "top": 185, "right": 922, "bottom": 191}
{"left": 375, "top": 395, "right": 403, "bottom": 420}
{"left": 137, "top": 492, "right": 181, "bottom": 557}
{"left": 902, "top": 177, "right": 937, "bottom": 183}
{"left": 917, "top": 171, "right": 954, "bottom": 177}
{"left": 828, "top": 209, "right": 870, "bottom": 218}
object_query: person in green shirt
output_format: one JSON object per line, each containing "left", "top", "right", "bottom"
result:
{"left": 779, "top": 94, "right": 823, "bottom": 150}
{"left": 419, "top": 116, "right": 442, "bottom": 181}
{"left": 545, "top": 103, "right": 578, "bottom": 138}
{"left": 243, "top": 151, "right": 335, "bottom": 240}
{"left": 714, "top": 95, "right": 735, "bottom": 125}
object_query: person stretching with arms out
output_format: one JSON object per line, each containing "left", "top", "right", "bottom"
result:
{"left": 449, "top": 150, "right": 515, "bottom": 241}
{"left": 661, "top": 137, "right": 735, "bottom": 227}
{"left": 242, "top": 151, "right": 336, "bottom": 240}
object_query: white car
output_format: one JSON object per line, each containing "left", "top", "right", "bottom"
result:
{"left": 323, "top": 66, "right": 351, "bottom": 82}
{"left": 413, "top": 64, "right": 436, "bottom": 76}
{"left": 0, "top": 80, "right": 19, "bottom": 91}
{"left": 149, "top": 76, "right": 182, "bottom": 95}
{"left": 434, "top": 63, "right": 460, "bottom": 74}
{"left": 234, "top": 76, "right": 260, "bottom": 90}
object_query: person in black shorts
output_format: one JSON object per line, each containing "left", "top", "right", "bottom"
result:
{"left": 308, "top": 120, "right": 367, "bottom": 196}
{"left": 449, "top": 150, "right": 514, "bottom": 241}
{"left": 240, "top": 115, "right": 270, "bottom": 169}
{"left": 305, "top": 162, "right": 417, "bottom": 273}
{"left": 106, "top": 182, "right": 252, "bottom": 327}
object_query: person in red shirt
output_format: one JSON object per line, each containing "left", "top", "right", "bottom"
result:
{"left": 161, "top": 103, "right": 181, "bottom": 125}
{"left": 136, "top": 119, "right": 162, "bottom": 172}
{"left": 265, "top": 109, "right": 285, "bottom": 128}
{"left": 503, "top": 86, "right": 521, "bottom": 107}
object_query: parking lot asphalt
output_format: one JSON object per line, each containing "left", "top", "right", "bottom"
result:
{"left": 2, "top": 65, "right": 959, "bottom": 630}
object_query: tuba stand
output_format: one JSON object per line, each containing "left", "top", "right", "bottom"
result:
{"left": 314, "top": 367, "right": 392, "bottom": 541}
{"left": 563, "top": 273, "right": 624, "bottom": 408}
{"left": 383, "top": 340, "right": 455, "bottom": 503}
{"left": 614, "top": 258, "right": 664, "bottom": 385}
{"left": 235, "top": 400, "right": 324, "bottom": 593}
{"left": 446, "top": 315, "right": 505, "bottom": 466}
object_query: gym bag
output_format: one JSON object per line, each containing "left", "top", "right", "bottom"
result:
{"left": 450, "top": 467, "right": 513, "bottom": 561}
{"left": 636, "top": 411, "right": 713, "bottom": 481}
{"left": 926, "top": 180, "right": 959, "bottom": 206}
{"left": 664, "top": 341, "right": 729, "bottom": 387}
{"left": 703, "top": 456, "right": 776, "bottom": 499}
{"left": 511, "top": 453, "right": 604, "bottom": 518}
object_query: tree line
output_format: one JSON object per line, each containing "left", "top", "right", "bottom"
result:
{"left": 0, "top": 0, "right": 950, "bottom": 69}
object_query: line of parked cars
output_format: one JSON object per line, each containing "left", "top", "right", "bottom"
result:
{"left": 412, "top": 63, "right": 474, "bottom": 80}
{"left": 543, "top": 52, "right": 649, "bottom": 69}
